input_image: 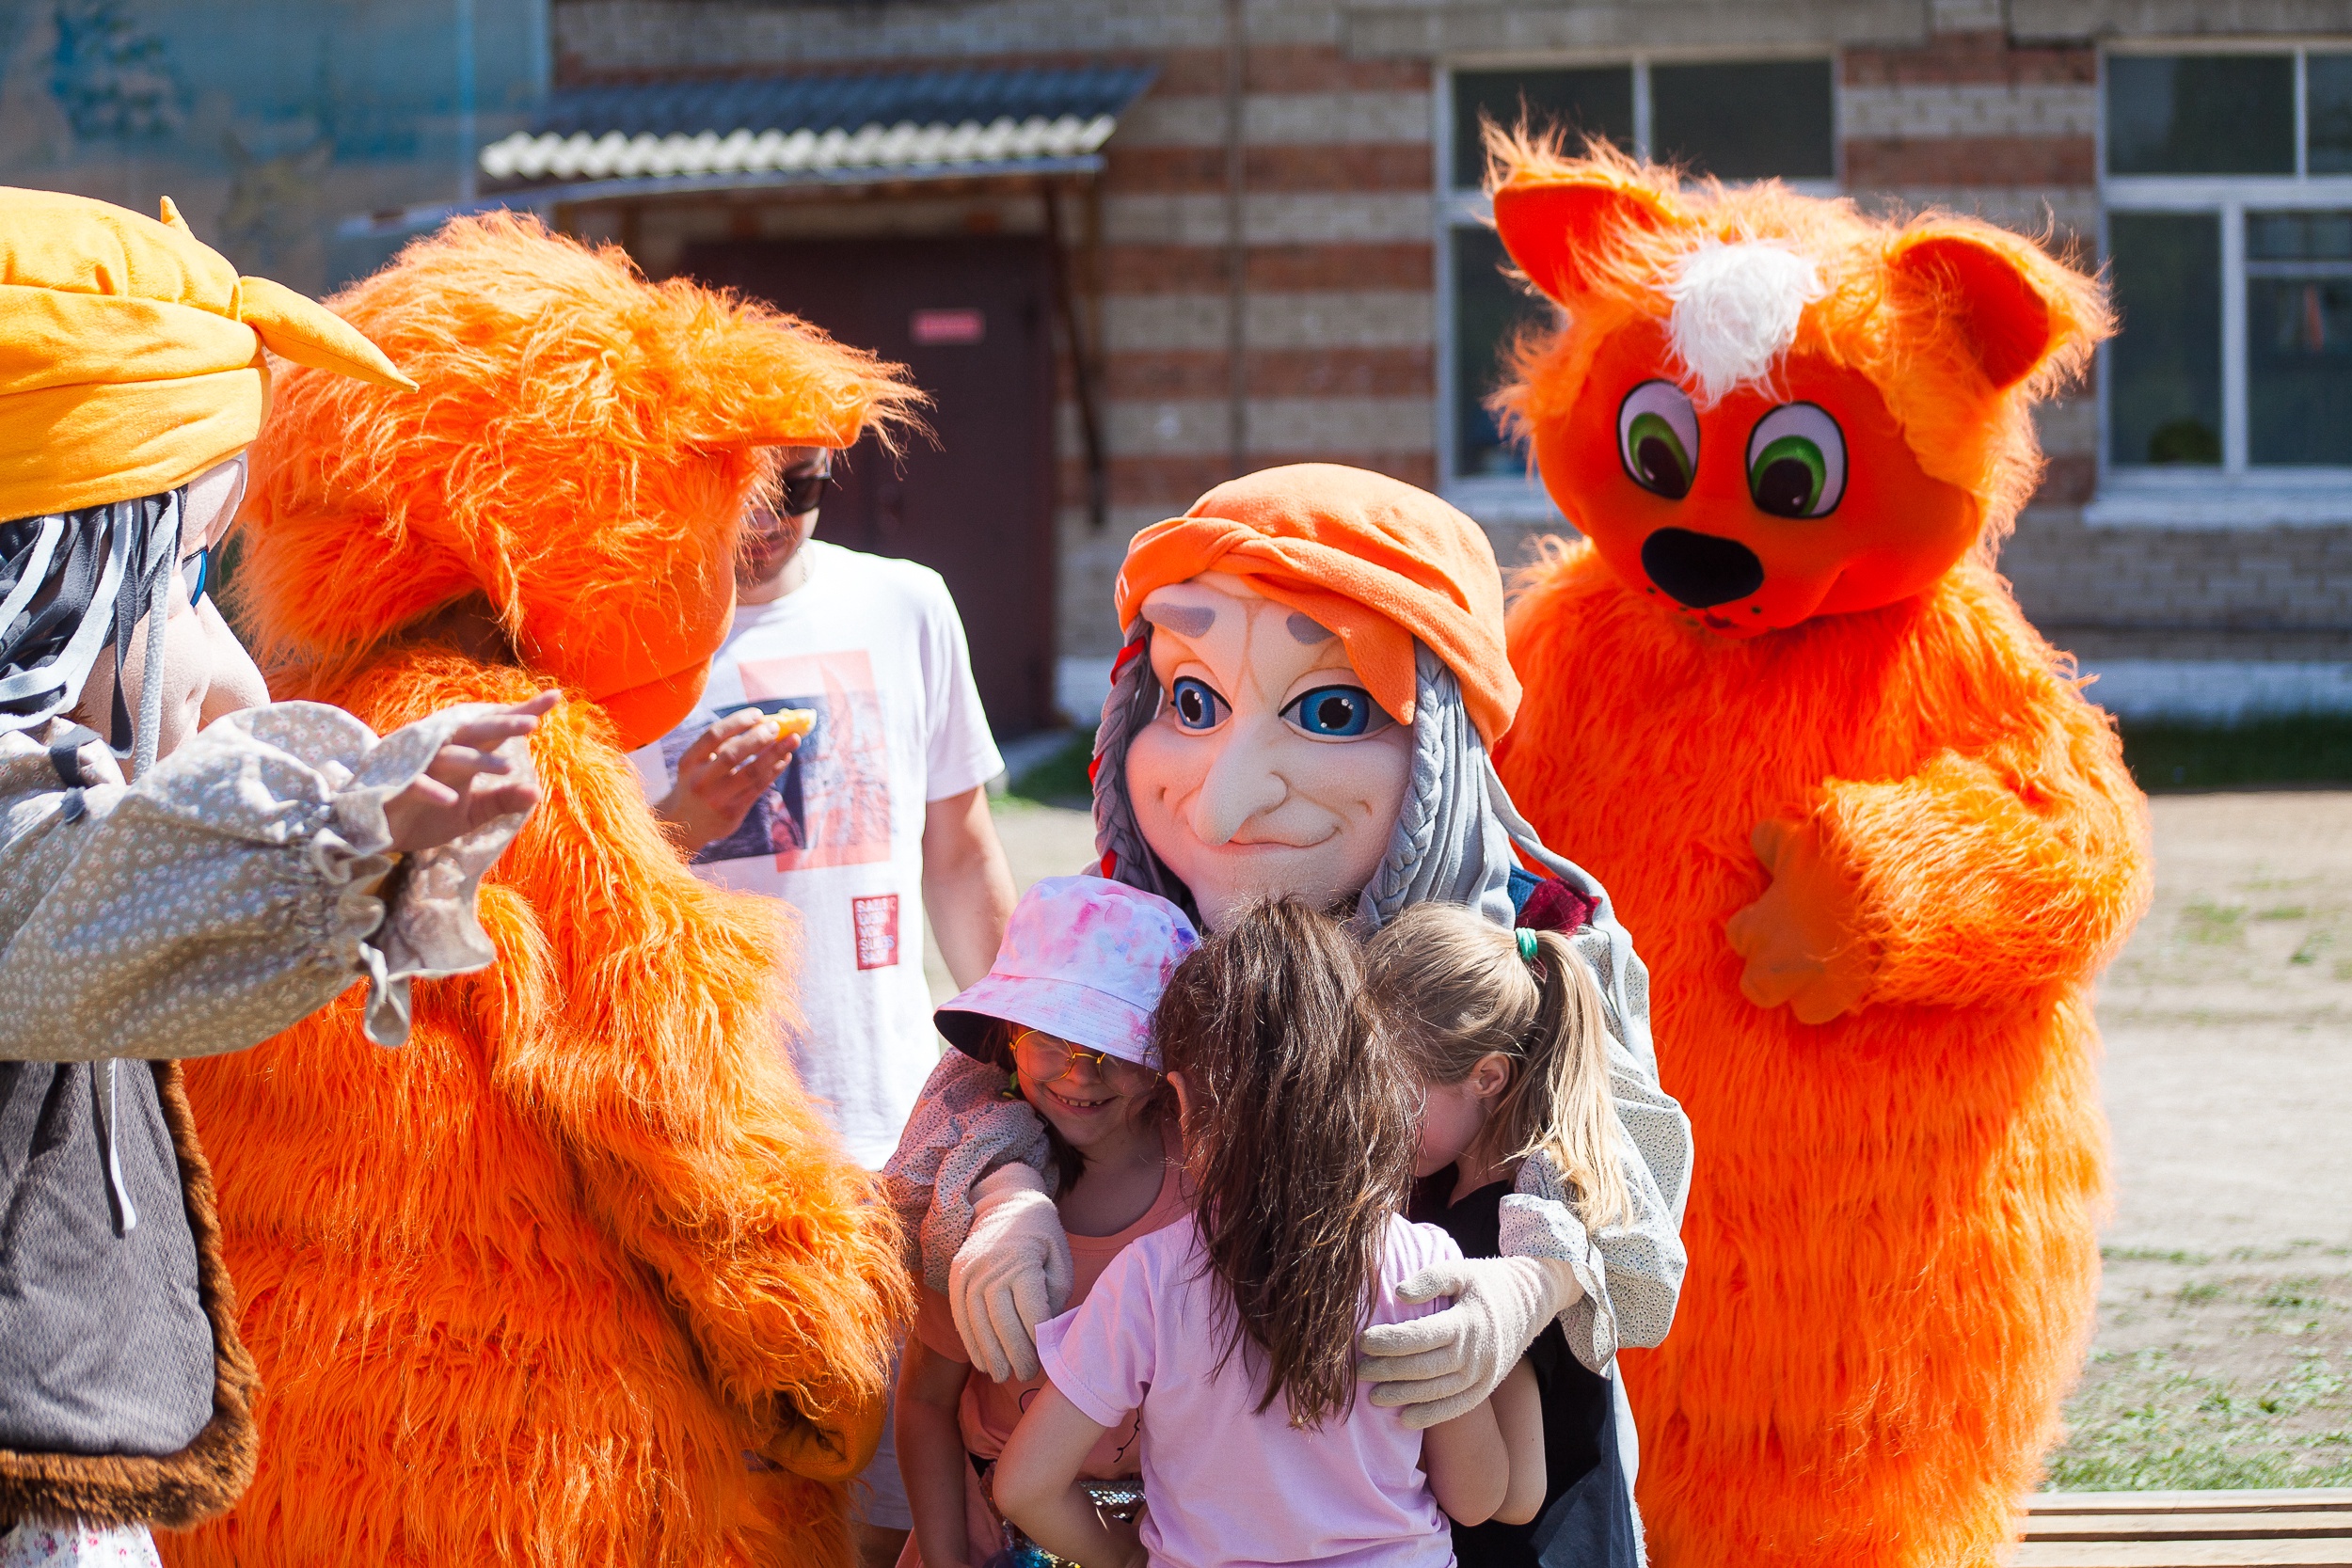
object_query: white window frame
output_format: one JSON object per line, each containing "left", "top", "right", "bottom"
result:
{"left": 2093, "top": 40, "right": 2352, "bottom": 528}
{"left": 1435, "top": 53, "right": 1840, "bottom": 526}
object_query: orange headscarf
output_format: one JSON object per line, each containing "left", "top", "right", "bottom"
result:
{"left": 1115, "top": 464, "right": 1518, "bottom": 746}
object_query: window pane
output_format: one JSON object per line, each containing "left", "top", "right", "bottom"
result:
{"left": 1453, "top": 225, "right": 1549, "bottom": 478}
{"left": 2106, "top": 55, "right": 2294, "bottom": 176}
{"left": 2247, "top": 212, "right": 2352, "bottom": 467}
{"left": 1651, "top": 60, "right": 1836, "bottom": 181}
{"left": 2107, "top": 212, "right": 2222, "bottom": 467}
{"left": 1451, "top": 68, "right": 1633, "bottom": 190}
{"left": 2310, "top": 55, "right": 2352, "bottom": 175}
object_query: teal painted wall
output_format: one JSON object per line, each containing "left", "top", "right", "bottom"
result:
{"left": 0, "top": 0, "right": 545, "bottom": 292}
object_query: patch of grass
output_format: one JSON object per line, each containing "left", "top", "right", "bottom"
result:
{"left": 2179, "top": 897, "right": 2246, "bottom": 945}
{"left": 2258, "top": 905, "right": 2312, "bottom": 921}
{"left": 2049, "top": 1348, "right": 2352, "bottom": 1491}
{"left": 1005, "top": 728, "right": 1097, "bottom": 807}
{"left": 2223, "top": 1242, "right": 2337, "bottom": 1263}
{"left": 2106, "top": 1245, "right": 2215, "bottom": 1265}
{"left": 2175, "top": 1279, "right": 2225, "bottom": 1306}
{"left": 2120, "top": 715, "right": 2352, "bottom": 792}
{"left": 2292, "top": 931, "right": 2330, "bottom": 965}
{"left": 2259, "top": 1278, "right": 2344, "bottom": 1313}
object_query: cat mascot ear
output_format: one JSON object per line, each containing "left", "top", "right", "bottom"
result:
{"left": 1489, "top": 150, "right": 1690, "bottom": 306}
{"left": 1883, "top": 221, "right": 2109, "bottom": 394}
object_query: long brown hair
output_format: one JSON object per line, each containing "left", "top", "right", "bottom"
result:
{"left": 1152, "top": 898, "right": 1420, "bottom": 1430}
{"left": 1364, "top": 904, "right": 1630, "bottom": 1228}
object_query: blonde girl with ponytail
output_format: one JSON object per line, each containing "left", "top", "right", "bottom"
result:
{"left": 1364, "top": 904, "right": 1641, "bottom": 1568}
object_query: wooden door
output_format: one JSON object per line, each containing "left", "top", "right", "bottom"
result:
{"left": 680, "top": 234, "right": 1059, "bottom": 737}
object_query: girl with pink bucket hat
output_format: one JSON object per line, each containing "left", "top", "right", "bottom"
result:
{"left": 893, "top": 876, "right": 1197, "bottom": 1568}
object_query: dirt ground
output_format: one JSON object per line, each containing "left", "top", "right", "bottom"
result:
{"left": 937, "top": 786, "right": 2352, "bottom": 1488}
{"left": 2052, "top": 789, "right": 2352, "bottom": 1488}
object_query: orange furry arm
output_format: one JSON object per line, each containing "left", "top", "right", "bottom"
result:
{"left": 493, "top": 698, "right": 912, "bottom": 1478}
{"left": 1811, "top": 682, "right": 2153, "bottom": 1011}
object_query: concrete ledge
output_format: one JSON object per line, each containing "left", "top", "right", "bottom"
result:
{"left": 2085, "top": 478, "right": 2352, "bottom": 531}
{"left": 1057, "top": 655, "right": 1118, "bottom": 727}
{"left": 2079, "top": 658, "right": 2352, "bottom": 721}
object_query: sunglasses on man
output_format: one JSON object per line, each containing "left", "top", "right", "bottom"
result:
{"left": 779, "top": 452, "right": 834, "bottom": 517}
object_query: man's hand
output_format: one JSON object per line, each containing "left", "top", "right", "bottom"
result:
{"left": 652, "top": 707, "right": 812, "bottom": 854}
{"left": 949, "top": 1164, "right": 1074, "bottom": 1383}
{"left": 1358, "top": 1255, "right": 1580, "bottom": 1429}
{"left": 1725, "top": 816, "right": 1878, "bottom": 1024}
{"left": 384, "top": 692, "right": 557, "bottom": 854}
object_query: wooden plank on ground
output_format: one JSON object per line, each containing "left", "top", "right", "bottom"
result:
{"left": 2012, "top": 1543, "right": 2352, "bottom": 1567}
{"left": 2033, "top": 1492, "right": 2352, "bottom": 1517}
{"left": 2026, "top": 1513, "right": 2352, "bottom": 1543}
{"left": 2012, "top": 1490, "right": 2352, "bottom": 1565}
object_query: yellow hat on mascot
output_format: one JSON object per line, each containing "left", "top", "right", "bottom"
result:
{"left": 0, "top": 187, "right": 413, "bottom": 522}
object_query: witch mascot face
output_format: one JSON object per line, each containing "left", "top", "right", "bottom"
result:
{"left": 1090, "top": 463, "right": 1540, "bottom": 933}
{"left": 1121, "top": 572, "right": 1415, "bottom": 927}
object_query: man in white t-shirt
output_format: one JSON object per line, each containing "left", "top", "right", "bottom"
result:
{"left": 631, "top": 447, "right": 1017, "bottom": 1568}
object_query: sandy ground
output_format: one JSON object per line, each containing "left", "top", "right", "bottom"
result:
{"left": 2060, "top": 790, "right": 2352, "bottom": 1486}
{"left": 2097, "top": 790, "right": 2352, "bottom": 1256}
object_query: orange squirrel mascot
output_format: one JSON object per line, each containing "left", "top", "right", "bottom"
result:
{"left": 168, "top": 215, "right": 918, "bottom": 1568}
{"left": 1486, "top": 140, "right": 2153, "bottom": 1567}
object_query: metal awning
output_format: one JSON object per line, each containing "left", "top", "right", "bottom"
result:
{"left": 481, "top": 65, "right": 1156, "bottom": 194}
{"left": 342, "top": 64, "right": 1155, "bottom": 236}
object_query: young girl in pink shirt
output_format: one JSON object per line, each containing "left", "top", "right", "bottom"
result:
{"left": 994, "top": 899, "right": 1548, "bottom": 1568}
{"left": 894, "top": 876, "right": 1199, "bottom": 1568}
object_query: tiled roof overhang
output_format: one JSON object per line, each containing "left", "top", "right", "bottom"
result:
{"left": 478, "top": 65, "right": 1158, "bottom": 193}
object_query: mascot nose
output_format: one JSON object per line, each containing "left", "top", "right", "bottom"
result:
{"left": 1641, "top": 528, "right": 1765, "bottom": 609}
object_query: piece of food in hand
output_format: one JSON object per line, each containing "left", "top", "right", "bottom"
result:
{"left": 755, "top": 708, "right": 816, "bottom": 741}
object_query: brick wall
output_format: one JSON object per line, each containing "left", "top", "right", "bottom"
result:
{"left": 1067, "top": 40, "right": 1443, "bottom": 657}
{"left": 554, "top": 0, "right": 2352, "bottom": 697}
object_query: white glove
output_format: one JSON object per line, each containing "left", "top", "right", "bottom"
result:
{"left": 948, "top": 1164, "right": 1074, "bottom": 1383}
{"left": 1357, "top": 1254, "right": 1581, "bottom": 1429}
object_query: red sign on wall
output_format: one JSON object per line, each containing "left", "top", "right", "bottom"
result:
{"left": 911, "top": 308, "right": 985, "bottom": 345}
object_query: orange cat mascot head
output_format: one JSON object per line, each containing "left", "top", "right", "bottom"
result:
{"left": 1491, "top": 135, "right": 2108, "bottom": 637}
{"left": 233, "top": 211, "right": 918, "bottom": 746}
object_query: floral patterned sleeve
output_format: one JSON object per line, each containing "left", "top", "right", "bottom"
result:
{"left": 0, "top": 701, "right": 529, "bottom": 1062}
{"left": 882, "top": 1048, "right": 1052, "bottom": 1292}
{"left": 1501, "top": 864, "right": 1694, "bottom": 1377}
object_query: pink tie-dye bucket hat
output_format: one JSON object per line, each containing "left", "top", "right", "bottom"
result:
{"left": 936, "top": 876, "right": 1199, "bottom": 1070}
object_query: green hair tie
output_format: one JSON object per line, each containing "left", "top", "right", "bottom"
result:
{"left": 1516, "top": 927, "right": 1540, "bottom": 965}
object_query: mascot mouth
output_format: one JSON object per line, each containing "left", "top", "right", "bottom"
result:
{"left": 1641, "top": 528, "right": 1765, "bottom": 610}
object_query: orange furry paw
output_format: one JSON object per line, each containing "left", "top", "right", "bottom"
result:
{"left": 760, "top": 1389, "right": 886, "bottom": 1484}
{"left": 1725, "top": 817, "right": 1878, "bottom": 1023}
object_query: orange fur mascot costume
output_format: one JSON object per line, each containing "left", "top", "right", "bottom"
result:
{"left": 167, "top": 214, "right": 917, "bottom": 1568}
{"left": 1486, "top": 141, "right": 2153, "bottom": 1566}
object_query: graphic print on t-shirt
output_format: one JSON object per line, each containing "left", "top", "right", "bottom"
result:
{"left": 660, "top": 649, "right": 894, "bottom": 870}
